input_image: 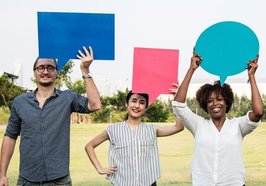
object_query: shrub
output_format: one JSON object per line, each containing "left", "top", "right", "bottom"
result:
{"left": 0, "top": 106, "right": 10, "bottom": 125}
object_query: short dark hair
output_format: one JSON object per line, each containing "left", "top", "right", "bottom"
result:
{"left": 124, "top": 91, "right": 149, "bottom": 120}
{"left": 126, "top": 91, "right": 149, "bottom": 108}
{"left": 196, "top": 80, "right": 234, "bottom": 113}
{"left": 33, "top": 58, "right": 58, "bottom": 71}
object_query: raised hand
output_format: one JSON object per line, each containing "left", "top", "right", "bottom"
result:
{"left": 77, "top": 46, "right": 94, "bottom": 71}
{"left": 247, "top": 54, "right": 259, "bottom": 76}
{"left": 191, "top": 47, "right": 202, "bottom": 70}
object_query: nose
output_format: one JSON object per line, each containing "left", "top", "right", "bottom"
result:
{"left": 213, "top": 99, "right": 219, "bottom": 105}
{"left": 43, "top": 67, "right": 49, "bottom": 73}
{"left": 134, "top": 102, "right": 140, "bottom": 108}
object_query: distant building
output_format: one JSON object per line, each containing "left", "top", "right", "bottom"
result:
{"left": 0, "top": 61, "right": 23, "bottom": 86}
{"left": 93, "top": 76, "right": 112, "bottom": 96}
{"left": 186, "top": 78, "right": 266, "bottom": 98}
{"left": 157, "top": 78, "right": 266, "bottom": 103}
{"left": 0, "top": 71, "right": 19, "bottom": 84}
{"left": 3, "top": 72, "right": 19, "bottom": 84}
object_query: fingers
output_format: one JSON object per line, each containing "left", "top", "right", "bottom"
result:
{"left": 191, "top": 47, "right": 202, "bottom": 64}
{"left": 89, "top": 46, "right": 94, "bottom": 59}
{"left": 77, "top": 49, "right": 86, "bottom": 58}
{"left": 169, "top": 89, "right": 177, "bottom": 95}
{"left": 247, "top": 54, "right": 259, "bottom": 68}
{"left": 192, "top": 47, "right": 202, "bottom": 59}
{"left": 172, "top": 83, "right": 179, "bottom": 87}
{"left": 191, "top": 55, "right": 202, "bottom": 67}
{"left": 169, "top": 83, "right": 179, "bottom": 95}
{"left": 76, "top": 46, "right": 94, "bottom": 60}
{"left": 99, "top": 166, "right": 117, "bottom": 175}
{"left": 248, "top": 61, "right": 258, "bottom": 68}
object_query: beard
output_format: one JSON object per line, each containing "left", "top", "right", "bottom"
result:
{"left": 36, "top": 74, "right": 56, "bottom": 87}
{"left": 38, "top": 81, "right": 54, "bottom": 87}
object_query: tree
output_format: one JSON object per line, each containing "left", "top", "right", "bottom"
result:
{"left": 108, "top": 89, "right": 129, "bottom": 112}
{"left": 0, "top": 75, "right": 10, "bottom": 107}
{"left": 91, "top": 90, "right": 129, "bottom": 123}
{"left": 56, "top": 60, "right": 75, "bottom": 88}
{"left": 0, "top": 74, "right": 26, "bottom": 109}
{"left": 67, "top": 80, "right": 85, "bottom": 95}
{"left": 143, "top": 100, "right": 169, "bottom": 122}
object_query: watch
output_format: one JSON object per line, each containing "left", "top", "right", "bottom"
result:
{"left": 82, "top": 72, "right": 92, "bottom": 79}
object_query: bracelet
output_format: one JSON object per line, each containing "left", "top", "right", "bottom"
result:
{"left": 82, "top": 72, "right": 92, "bottom": 79}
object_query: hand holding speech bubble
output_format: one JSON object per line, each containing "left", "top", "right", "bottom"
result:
{"left": 132, "top": 47, "right": 179, "bottom": 106}
{"left": 38, "top": 12, "right": 115, "bottom": 71}
{"left": 195, "top": 21, "right": 259, "bottom": 85}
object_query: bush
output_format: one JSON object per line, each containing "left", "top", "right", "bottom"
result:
{"left": 0, "top": 106, "right": 10, "bottom": 125}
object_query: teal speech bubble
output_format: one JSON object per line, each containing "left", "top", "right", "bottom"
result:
{"left": 195, "top": 21, "right": 259, "bottom": 85}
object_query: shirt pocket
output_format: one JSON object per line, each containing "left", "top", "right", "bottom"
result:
{"left": 115, "top": 142, "right": 130, "bottom": 158}
{"left": 139, "top": 140, "right": 155, "bottom": 158}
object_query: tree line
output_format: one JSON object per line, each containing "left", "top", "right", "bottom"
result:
{"left": 1, "top": 61, "right": 265, "bottom": 124}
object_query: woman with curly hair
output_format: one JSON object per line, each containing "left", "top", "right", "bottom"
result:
{"left": 172, "top": 52, "right": 264, "bottom": 186}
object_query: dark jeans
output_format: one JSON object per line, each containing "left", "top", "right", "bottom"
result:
{"left": 16, "top": 175, "right": 72, "bottom": 186}
{"left": 151, "top": 182, "right": 157, "bottom": 186}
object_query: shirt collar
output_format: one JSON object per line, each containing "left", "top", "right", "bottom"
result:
{"left": 27, "top": 88, "right": 60, "bottom": 99}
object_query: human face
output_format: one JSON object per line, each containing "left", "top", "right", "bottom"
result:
{"left": 34, "top": 59, "right": 57, "bottom": 87}
{"left": 126, "top": 94, "right": 147, "bottom": 119}
{"left": 206, "top": 92, "right": 227, "bottom": 120}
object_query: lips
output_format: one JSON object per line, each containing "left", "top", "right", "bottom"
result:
{"left": 41, "top": 75, "right": 52, "bottom": 79}
{"left": 132, "top": 109, "right": 141, "bottom": 113}
{"left": 212, "top": 107, "right": 221, "bottom": 113}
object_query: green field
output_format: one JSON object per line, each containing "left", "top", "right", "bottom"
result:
{"left": 1, "top": 122, "right": 266, "bottom": 186}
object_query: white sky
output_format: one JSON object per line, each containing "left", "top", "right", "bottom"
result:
{"left": 1, "top": 0, "right": 266, "bottom": 95}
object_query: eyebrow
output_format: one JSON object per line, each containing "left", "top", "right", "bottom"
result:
{"left": 36, "top": 65, "right": 56, "bottom": 67}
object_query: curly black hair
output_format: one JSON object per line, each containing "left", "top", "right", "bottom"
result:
{"left": 196, "top": 80, "right": 234, "bottom": 113}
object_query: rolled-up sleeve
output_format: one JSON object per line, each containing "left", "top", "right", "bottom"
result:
{"left": 5, "top": 99, "right": 21, "bottom": 139}
{"left": 69, "top": 91, "right": 90, "bottom": 113}
{"left": 239, "top": 111, "right": 261, "bottom": 137}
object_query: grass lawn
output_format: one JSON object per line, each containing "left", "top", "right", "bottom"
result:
{"left": 0, "top": 122, "right": 265, "bottom": 185}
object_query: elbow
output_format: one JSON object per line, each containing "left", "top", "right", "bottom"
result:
{"left": 88, "top": 102, "right": 102, "bottom": 112}
{"left": 84, "top": 142, "right": 93, "bottom": 155}
{"left": 84, "top": 143, "right": 89, "bottom": 153}
{"left": 252, "top": 109, "right": 264, "bottom": 121}
{"left": 255, "top": 106, "right": 264, "bottom": 118}
{"left": 94, "top": 102, "right": 102, "bottom": 111}
{"left": 256, "top": 110, "right": 264, "bottom": 119}
{"left": 178, "top": 124, "right": 185, "bottom": 132}
{"left": 180, "top": 124, "right": 185, "bottom": 131}
{"left": 173, "top": 124, "right": 184, "bottom": 134}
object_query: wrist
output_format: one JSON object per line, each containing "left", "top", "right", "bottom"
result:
{"left": 81, "top": 69, "right": 90, "bottom": 75}
{"left": 188, "top": 68, "right": 196, "bottom": 73}
{"left": 82, "top": 72, "right": 92, "bottom": 79}
{"left": 248, "top": 74, "right": 255, "bottom": 78}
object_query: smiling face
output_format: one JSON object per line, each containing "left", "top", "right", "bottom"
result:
{"left": 206, "top": 92, "right": 227, "bottom": 119}
{"left": 34, "top": 58, "right": 58, "bottom": 87}
{"left": 196, "top": 81, "right": 234, "bottom": 115}
{"left": 125, "top": 93, "right": 147, "bottom": 120}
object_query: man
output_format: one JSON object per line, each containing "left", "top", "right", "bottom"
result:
{"left": 0, "top": 46, "right": 101, "bottom": 186}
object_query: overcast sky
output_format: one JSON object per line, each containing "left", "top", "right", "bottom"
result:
{"left": 1, "top": 0, "right": 265, "bottom": 95}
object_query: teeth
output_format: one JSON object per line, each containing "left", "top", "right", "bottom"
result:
{"left": 213, "top": 108, "right": 220, "bottom": 112}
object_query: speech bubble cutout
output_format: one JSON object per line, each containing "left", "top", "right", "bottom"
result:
{"left": 38, "top": 12, "right": 115, "bottom": 70}
{"left": 195, "top": 21, "right": 259, "bottom": 85}
{"left": 132, "top": 47, "right": 179, "bottom": 106}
